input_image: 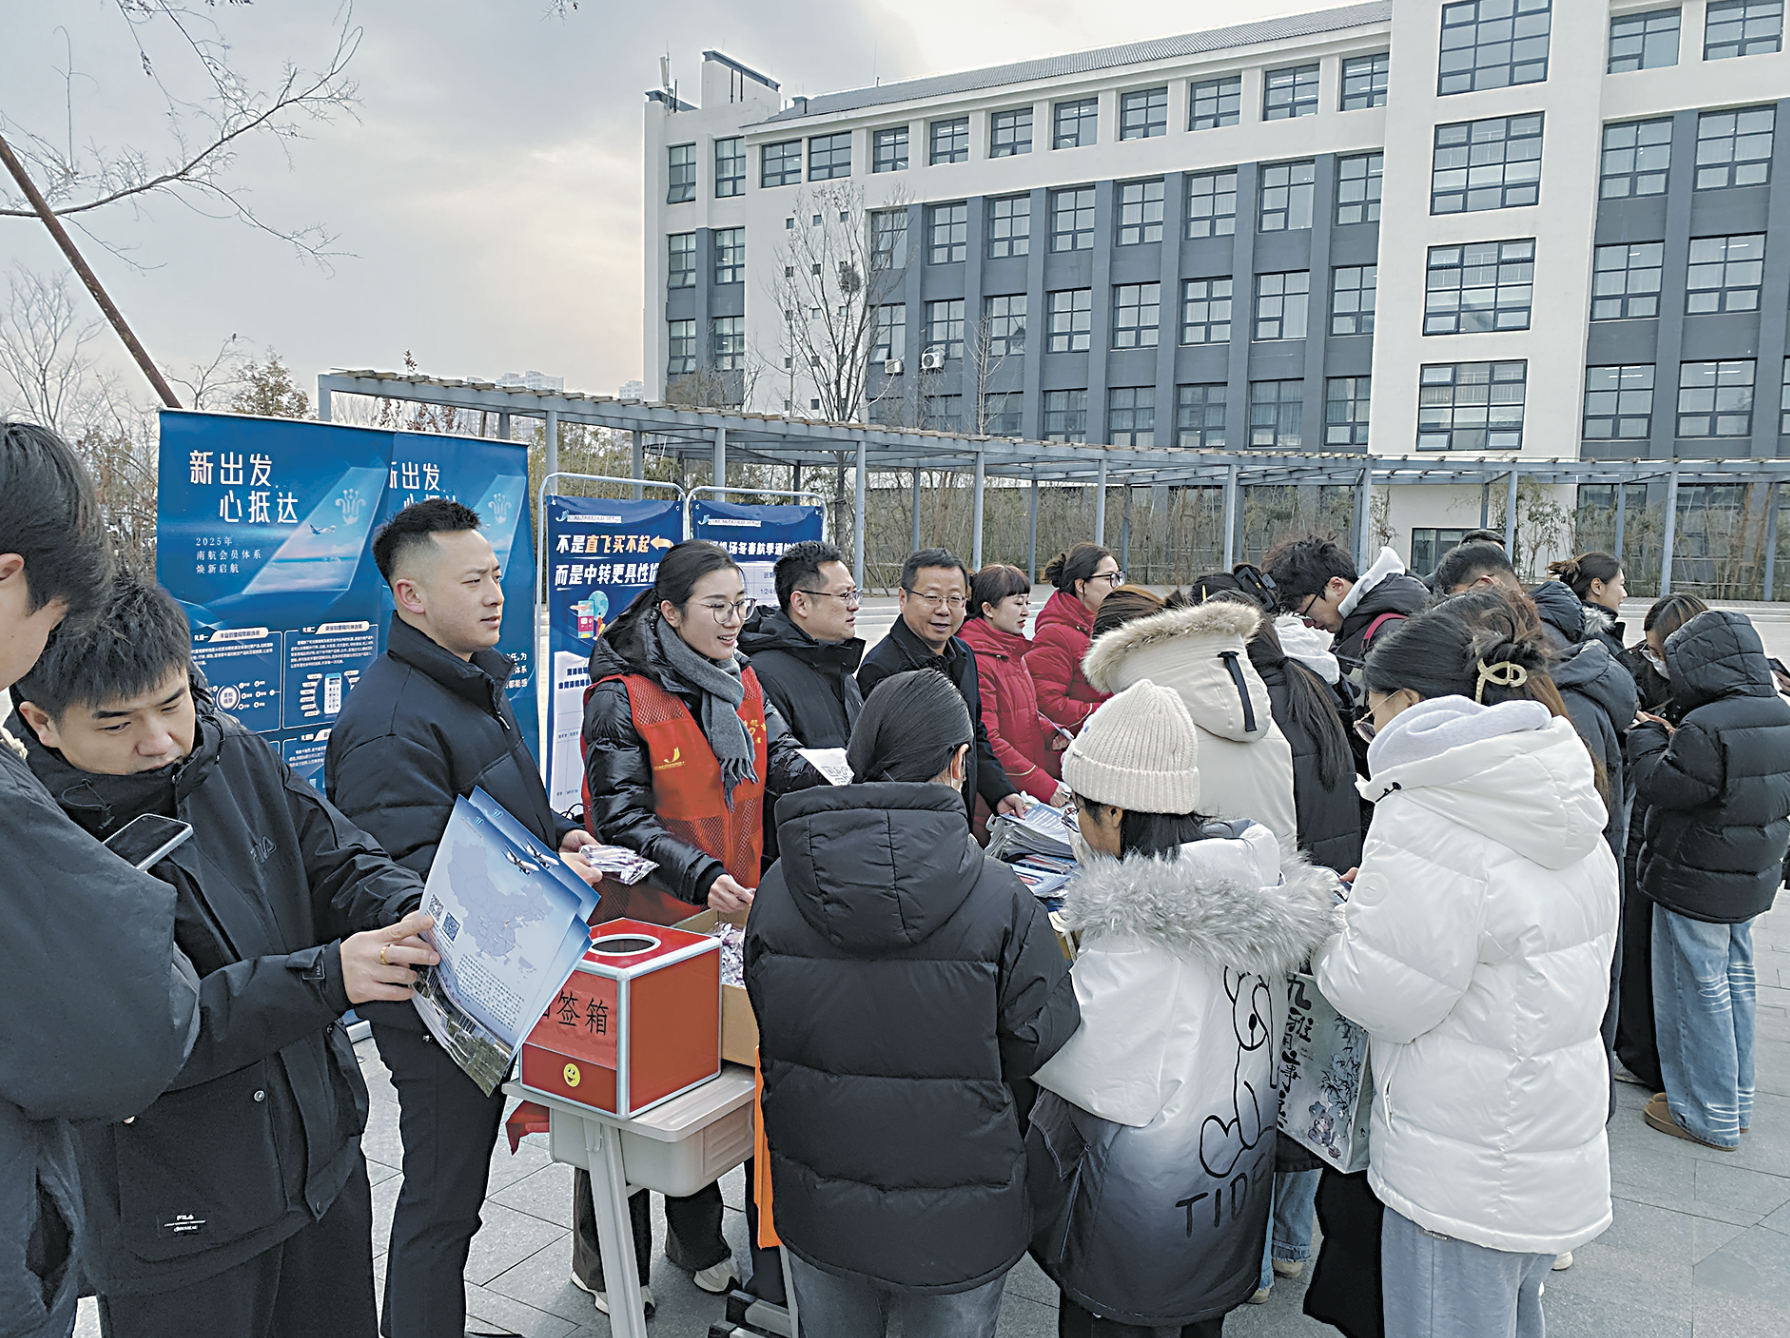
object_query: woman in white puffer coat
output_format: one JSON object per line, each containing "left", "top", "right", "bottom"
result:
{"left": 1313, "top": 602, "right": 1618, "bottom": 1338}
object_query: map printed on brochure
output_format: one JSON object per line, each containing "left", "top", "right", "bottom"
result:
{"left": 412, "top": 789, "right": 599, "bottom": 1095}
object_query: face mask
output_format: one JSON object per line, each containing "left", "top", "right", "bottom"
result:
{"left": 1069, "top": 825, "right": 1100, "bottom": 867}
{"left": 1644, "top": 647, "right": 1670, "bottom": 679}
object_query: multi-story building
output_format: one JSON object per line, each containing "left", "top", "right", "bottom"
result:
{"left": 642, "top": 0, "right": 1790, "bottom": 553}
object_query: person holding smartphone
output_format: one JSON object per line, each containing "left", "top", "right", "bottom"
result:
{"left": 11, "top": 571, "right": 432, "bottom": 1337}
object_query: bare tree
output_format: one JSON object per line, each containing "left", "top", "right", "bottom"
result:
{"left": 0, "top": 3, "right": 361, "bottom": 265}
{"left": 760, "top": 182, "right": 909, "bottom": 422}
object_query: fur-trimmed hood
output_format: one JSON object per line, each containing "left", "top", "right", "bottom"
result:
{"left": 1060, "top": 822, "right": 1340, "bottom": 979}
{"left": 1082, "top": 600, "right": 1273, "bottom": 743}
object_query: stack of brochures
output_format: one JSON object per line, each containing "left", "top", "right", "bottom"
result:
{"left": 987, "top": 799, "right": 1077, "bottom": 862}
{"left": 414, "top": 788, "right": 600, "bottom": 1095}
{"left": 1008, "top": 854, "right": 1076, "bottom": 901}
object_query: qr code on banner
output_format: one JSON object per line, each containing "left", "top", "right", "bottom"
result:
{"left": 443, "top": 913, "right": 460, "bottom": 942}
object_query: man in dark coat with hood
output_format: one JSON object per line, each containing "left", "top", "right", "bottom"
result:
{"left": 0, "top": 422, "right": 199, "bottom": 1338}
{"left": 739, "top": 540, "right": 864, "bottom": 750}
{"left": 12, "top": 572, "right": 430, "bottom": 1334}
{"left": 857, "top": 548, "right": 1025, "bottom": 826}
{"left": 1263, "top": 538, "right": 1430, "bottom": 690}
{"left": 1632, "top": 609, "right": 1790, "bottom": 1152}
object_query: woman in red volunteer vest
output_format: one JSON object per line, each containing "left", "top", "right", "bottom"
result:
{"left": 578, "top": 539, "right": 819, "bottom": 1311}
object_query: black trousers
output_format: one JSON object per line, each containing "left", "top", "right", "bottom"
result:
{"left": 97, "top": 1153, "right": 375, "bottom": 1338}
{"left": 569, "top": 1173, "right": 732, "bottom": 1287}
{"left": 1614, "top": 880, "right": 1664, "bottom": 1091}
{"left": 1302, "top": 1168, "right": 1384, "bottom": 1338}
{"left": 371, "top": 1019, "right": 508, "bottom": 1338}
{"left": 1057, "top": 1296, "right": 1223, "bottom": 1338}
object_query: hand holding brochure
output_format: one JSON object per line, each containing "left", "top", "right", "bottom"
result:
{"left": 987, "top": 799, "right": 1077, "bottom": 861}
{"left": 412, "top": 789, "right": 599, "bottom": 1095}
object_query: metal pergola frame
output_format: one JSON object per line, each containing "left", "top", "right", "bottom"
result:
{"left": 318, "top": 370, "right": 1790, "bottom": 599}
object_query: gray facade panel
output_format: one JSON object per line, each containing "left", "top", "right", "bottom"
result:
{"left": 1174, "top": 345, "right": 1234, "bottom": 382}
{"left": 1040, "top": 352, "right": 1092, "bottom": 391}
{"left": 1584, "top": 319, "right": 1661, "bottom": 364}
{"left": 1181, "top": 237, "right": 1238, "bottom": 276}
{"left": 709, "top": 286, "right": 745, "bottom": 318}
{"left": 1252, "top": 230, "right": 1314, "bottom": 273}
{"left": 1247, "top": 341, "right": 1310, "bottom": 379}
{"left": 1106, "top": 349, "right": 1160, "bottom": 384}
{"left": 1594, "top": 197, "right": 1670, "bottom": 246}
{"left": 666, "top": 289, "right": 697, "bottom": 320}
{"left": 1110, "top": 247, "right": 1164, "bottom": 283}
{"left": 1328, "top": 223, "right": 1380, "bottom": 265}
{"left": 1042, "top": 248, "right": 1096, "bottom": 288}
{"left": 982, "top": 257, "right": 1030, "bottom": 292}
{"left": 1680, "top": 313, "right": 1763, "bottom": 359}
{"left": 1688, "top": 185, "right": 1772, "bottom": 237}
{"left": 1324, "top": 335, "right": 1374, "bottom": 375}
{"left": 919, "top": 266, "right": 967, "bottom": 301}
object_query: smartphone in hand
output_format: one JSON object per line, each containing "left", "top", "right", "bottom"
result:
{"left": 103, "top": 814, "right": 194, "bottom": 870}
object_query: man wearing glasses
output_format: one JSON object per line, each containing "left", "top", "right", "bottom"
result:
{"left": 739, "top": 540, "right": 865, "bottom": 751}
{"left": 859, "top": 548, "right": 1027, "bottom": 824}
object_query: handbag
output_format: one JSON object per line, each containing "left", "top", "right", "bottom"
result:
{"left": 1275, "top": 972, "right": 1372, "bottom": 1173}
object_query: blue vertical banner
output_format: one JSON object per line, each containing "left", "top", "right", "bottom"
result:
{"left": 689, "top": 498, "right": 825, "bottom": 607}
{"left": 157, "top": 411, "right": 538, "bottom": 788}
{"left": 541, "top": 495, "right": 682, "bottom": 811}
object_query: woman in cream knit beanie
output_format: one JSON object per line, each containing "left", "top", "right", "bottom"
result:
{"left": 1061, "top": 679, "right": 1203, "bottom": 856}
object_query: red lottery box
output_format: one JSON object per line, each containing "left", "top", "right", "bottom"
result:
{"left": 520, "top": 918, "right": 722, "bottom": 1117}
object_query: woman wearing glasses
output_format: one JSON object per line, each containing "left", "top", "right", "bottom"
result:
{"left": 1026, "top": 542, "right": 1121, "bottom": 735}
{"left": 580, "top": 540, "right": 823, "bottom": 1306}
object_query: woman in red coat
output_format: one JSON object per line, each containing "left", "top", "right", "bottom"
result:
{"left": 961, "top": 566, "right": 1067, "bottom": 834}
{"left": 1025, "top": 542, "right": 1119, "bottom": 734}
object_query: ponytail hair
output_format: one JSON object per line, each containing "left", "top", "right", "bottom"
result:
{"left": 1547, "top": 551, "right": 1622, "bottom": 600}
{"left": 1091, "top": 584, "right": 1166, "bottom": 638}
{"left": 1043, "top": 541, "right": 1114, "bottom": 595}
{"left": 1364, "top": 596, "right": 1558, "bottom": 711}
{"left": 847, "top": 669, "right": 973, "bottom": 783}
{"left": 1642, "top": 592, "right": 1708, "bottom": 639}
{"left": 604, "top": 539, "right": 740, "bottom": 645}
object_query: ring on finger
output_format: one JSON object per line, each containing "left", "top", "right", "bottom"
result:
{"left": 380, "top": 945, "right": 389, "bottom": 966}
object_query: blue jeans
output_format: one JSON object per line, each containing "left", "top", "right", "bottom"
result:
{"left": 786, "top": 1254, "right": 1006, "bottom": 1338}
{"left": 1381, "top": 1209, "right": 1551, "bottom": 1338}
{"left": 1652, "top": 906, "right": 1756, "bottom": 1148}
{"left": 1257, "top": 1169, "right": 1322, "bottom": 1289}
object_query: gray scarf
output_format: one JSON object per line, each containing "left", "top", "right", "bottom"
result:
{"left": 653, "top": 614, "right": 757, "bottom": 806}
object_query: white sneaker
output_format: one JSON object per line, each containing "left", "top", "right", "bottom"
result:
{"left": 693, "top": 1260, "right": 740, "bottom": 1294}
{"left": 1552, "top": 1252, "right": 1573, "bottom": 1271}
{"left": 1272, "top": 1258, "right": 1305, "bottom": 1279}
{"left": 1247, "top": 1285, "right": 1272, "bottom": 1304}
{"left": 571, "top": 1275, "right": 654, "bottom": 1316}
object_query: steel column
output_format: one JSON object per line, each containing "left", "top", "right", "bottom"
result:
{"left": 1479, "top": 481, "right": 1488, "bottom": 528}
{"left": 1765, "top": 482, "right": 1780, "bottom": 602}
{"left": 1221, "top": 463, "right": 1239, "bottom": 569}
{"left": 1503, "top": 468, "right": 1519, "bottom": 555}
{"left": 1614, "top": 482, "right": 1628, "bottom": 564}
{"left": 545, "top": 410, "right": 559, "bottom": 493}
{"left": 853, "top": 438, "right": 867, "bottom": 587}
{"left": 972, "top": 450, "right": 986, "bottom": 570}
{"left": 712, "top": 426, "right": 727, "bottom": 501}
{"left": 1120, "top": 483, "right": 1132, "bottom": 573}
{"left": 1352, "top": 466, "right": 1371, "bottom": 568}
{"left": 911, "top": 469, "right": 922, "bottom": 552}
{"left": 1660, "top": 462, "right": 1681, "bottom": 596}
{"left": 1028, "top": 480, "right": 1040, "bottom": 581}
{"left": 498, "top": 411, "right": 511, "bottom": 440}
{"left": 1094, "top": 458, "right": 1108, "bottom": 546}
{"left": 317, "top": 386, "right": 332, "bottom": 422}
{"left": 630, "top": 431, "right": 644, "bottom": 500}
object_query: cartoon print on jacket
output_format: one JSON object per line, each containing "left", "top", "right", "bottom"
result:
{"left": 1199, "top": 968, "right": 1276, "bottom": 1179}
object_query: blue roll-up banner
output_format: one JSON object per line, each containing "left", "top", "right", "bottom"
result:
{"left": 541, "top": 495, "right": 683, "bottom": 811}
{"left": 689, "top": 498, "right": 825, "bottom": 607}
{"left": 157, "top": 410, "right": 537, "bottom": 791}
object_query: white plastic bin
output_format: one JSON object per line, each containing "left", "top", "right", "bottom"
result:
{"left": 547, "top": 1063, "right": 755, "bottom": 1197}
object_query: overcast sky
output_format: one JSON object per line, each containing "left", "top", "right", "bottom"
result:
{"left": 1, "top": 0, "right": 1314, "bottom": 412}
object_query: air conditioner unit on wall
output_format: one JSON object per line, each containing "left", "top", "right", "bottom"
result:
{"left": 919, "top": 348, "right": 945, "bottom": 372}
{"left": 883, "top": 359, "right": 904, "bottom": 376}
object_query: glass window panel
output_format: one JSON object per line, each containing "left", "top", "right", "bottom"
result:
{"left": 1120, "top": 87, "right": 1168, "bottom": 140}
{"left": 1189, "top": 75, "right": 1242, "bottom": 130}
{"left": 873, "top": 126, "right": 909, "bottom": 173}
{"left": 1439, "top": 0, "right": 1553, "bottom": 95}
{"left": 1608, "top": 7, "right": 1681, "bottom": 72}
{"left": 990, "top": 108, "right": 1033, "bottom": 157}
{"left": 1176, "top": 383, "right": 1228, "bottom": 447}
{"left": 1117, "top": 179, "right": 1165, "bottom": 245}
{"left": 1341, "top": 53, "right": 1391, "bottom": 109}
{"left": 1054, "top": 98, "right": 1098, "bottom": 148}
{"left": 1047, "top": 289, "right": 1093, "bottom": 352}
{"left": 1187, "top": 169, "right": 1238, "bottom": 238}
{"left": 1264, "top": 64, "right": 1321, "bottom": 120}
{"left": 1180, "top": 278, "right": 1234, "bottom": 345}
{"left": 1424, "top": 239, "right": 1535, "bottom": 334}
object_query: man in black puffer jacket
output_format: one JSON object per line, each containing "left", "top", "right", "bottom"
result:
{"left": 1631, "top": 609, "right": 1790, "bottom": 1152}
{"left": 738, "top": 540, "right": 865, "bottom": 751}
{"left": 747, "top": 670, "right": 1078, "bottom": 1334}
{"left": 12, "top": 573, "right": 428, "bottom": 1334}
{"left": 1263, "top": 539, "right": 1430, "bottom": 692}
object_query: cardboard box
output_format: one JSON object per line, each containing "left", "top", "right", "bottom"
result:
{"left": 675, "top": 909, "right": 760, "bottom": 1068}
{"left": 519, "top": 918, "right": 720, "bottom": 1117}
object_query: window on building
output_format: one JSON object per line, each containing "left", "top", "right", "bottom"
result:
{"left": 1424, "top": 239, "right": 1535, "bottom": 334}
{"left": 926, "top": 202, "right": 968, "bottom": 264}
{"left": 1591, "top": 241, "right": 1664, "bottom": 319}
{"left": 1189, "top": 75, "right": 1242, "bottom": 130}
{"left": 1187, "top": 169, "right": 1238, "bottom": 238}
{"left": 1108, "top": 387, "right": 1156, "bottom": 445}
{"left": 1412, "top": 529, "right": 1473, "bottom": 572}
{"left": 873, "top": 126, "right": 909, "bottom": 173}
{"left": 1678, "top": 359, "right": 1755, "bottom": 435}
{"left": 1583, "top": 364, "right": 1656, "bottom": 439}
{"left": 1117, "top": 179, "right": 1165, "bottom": 244}
{"left": 931, "top": 117, "right": 969, "bottom": 165}
{"left": 1177, "top": 384, "right": 1227, "bottom": 447}
{"left": 1608, "top": 7, "right": 1681, "bottom": 71}
{"left": 713, "top": 228, "right": 745, "bottom": 285}
{"left": 667, "top": 319, "right": 696, "bottom": 376}
{"left": 983, "top": 392, "right": 1024, "bottom": 436}
{"left": 1695, "top": 106, "right": 1775, "bottom": 189}
{"left": 1263, "top": 64, "right": 1320, "bottom": 119}
{"left": 668, "top": 232, "right": 696, "bottom": 288}
{"left": 1120, "top": 86, "right": 1169, "bottom": 139}
{"left": 1255, "top": 272, "right": 1310, "bottom": 340}
{"left": 988, "top": 194, "right": 1031, "bottom": 258}
{"left": 1112, "top": 283, "right": 1161, "bottom": 349}
{"left": 808, "top": 132, "right": 851, "bottom": 180}
{"left": 1047, "top": 289, "right": 1093, "bottom": 352}
{"left": 1332, "top": 266, "right": 1377, "bottom": 335}
{"left": 1250, "top": 381, "right": 1304, "bottom": 449}
{"left": 667, "top": 143, "right": 696, "bottom": 202}
{"left": 871, "top": 209, "right": 909, "bottom": 268}
{"left": 1326, "top": 376, "right": 1372, "bottom": 447}
{"left": 1418, "top": 360, "right": 1528, "bottom": 450}
{"left": 1601, "top": 118, "right": 1673, "bottom": 198}
{"left": 1341, "top": 52, "right": 1391, "bottom": 109}
{"left": 1336, "top": 152, "right": 1384, "bottom": 225}
{"left": 1259, "top": 160, "right": 1316, "bottom": 231}
{"left": 1781, "top": 357, "right": 1790, "bottom": 433}
{"left": 1180, "top": 278, "right": 1234, "bottom": 345}
{"left": 871, "top": 304, "right": 907, "bottom": 364}
{"left": 985, "top": 295, "right": 1028, "bottom": 356}
{"left": 991, "top": 108, "right": 1033, "bottom": 157}
{"left": 1687, "top": 233, "right": 1767, "bottom": 312}
{"left": 1431, "top": 114, "right": 1544, "bottom": 213}
{"left": 1704, "top": 0, "right": 1783, "bottom": 60}
{"left": 762, "top": 140, "right": 802, "bottom": 188}
{"left": 1439, "top": 0, "right": 1552, "bottom": 95}
{"left": 1044, "top": 389, "right": 1089, "bottom": 442}
{"left": 715, "top": 138, "right": 745, "bottom": 197}
{"left": 1050, "top": 187, "right": 1097, "bottom": 251}
{"left": 925, "top": 299, "right": 965, "bottom": 361}
{"left": 923, "top": 394, "right": 964, "bottom": 432}
{"left": 711, "top": 316, "right": 744, "bottom": 370}
{"left": 1054, "top": 98, "right": 1098, "bottom": 148}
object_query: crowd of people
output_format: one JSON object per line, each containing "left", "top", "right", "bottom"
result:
{"left": 4, "top": 412, "right": 1789, "bottom": 1338}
